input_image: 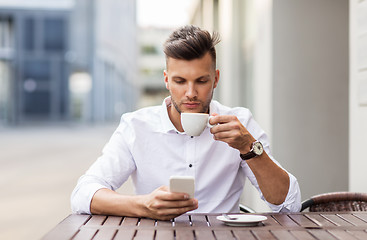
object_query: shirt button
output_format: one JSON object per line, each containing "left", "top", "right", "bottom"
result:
{"left": 191, "top": 136, "right": 194, "bottom": 138}
{"left": 189, "top": 164, "right": 193, "bottom": 168}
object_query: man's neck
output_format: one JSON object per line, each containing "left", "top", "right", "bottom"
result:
{"left": 167, "top": 103, "right": 184, "bottom": 132}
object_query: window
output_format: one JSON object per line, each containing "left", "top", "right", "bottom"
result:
{"left": 23, "top": 18, "right": 35, "bottom": 51}
{"left": 44, "top": 18, "right": 65, "bottom": 51}
{"left": 23, "top": 59, "right": 51, "bottom": 82}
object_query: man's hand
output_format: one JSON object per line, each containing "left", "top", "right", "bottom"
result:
{"left": 91, "top": 186, "right": 198, "bottom": 221}
{"left": 209, "top": 113, "right": 255, "bottom": 154}
{"left": 141, "top": 186, "right": 198, "bottom": 220}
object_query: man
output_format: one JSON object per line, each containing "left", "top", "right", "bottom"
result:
{"left": 71, "top": 25, "right": 301, "bottom": 220}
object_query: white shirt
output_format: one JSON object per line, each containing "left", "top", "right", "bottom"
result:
{"left": 71, "top": 97, "right": 301, "bottom": 214}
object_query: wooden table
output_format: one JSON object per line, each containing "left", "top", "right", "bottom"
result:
{"left": 42, "top": 212, "right": 367, "bottom": 240}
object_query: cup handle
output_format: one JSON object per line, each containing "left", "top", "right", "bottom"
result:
{"left": 207, "top": 116, "right": 215, "bottom": 128}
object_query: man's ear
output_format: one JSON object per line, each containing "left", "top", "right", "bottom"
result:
{"left": 164, "top": 70, "right": 170, "bottom": 90}
{"left": 214, "top": 69, "right": 220, "bottom": 89}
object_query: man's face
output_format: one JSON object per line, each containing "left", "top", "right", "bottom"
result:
{"left": 164, "top": 52, "right": 219, "bottom": 114}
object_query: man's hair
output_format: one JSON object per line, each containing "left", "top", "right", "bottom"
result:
{"left": 163, "top": 25, "right": 220, "bottom": 69}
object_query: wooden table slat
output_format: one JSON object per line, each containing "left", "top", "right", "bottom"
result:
{"left": 113, "top": 229, "right": 136, "bottom": 240}
{"left": 206, "top": 215, "right": 225, "bottom": 227}
{"left": 271, "top": 230, "right": 298, "bottom": 240}
{"left": 305, "top": 213, "right": 337, "bottom": 227}
{"left": 322, "top": 214, "right": 354, "bottom": 227}
{"left": 232, "top": 230, "right": 257, "bottom": 240}
{"left": 72, "top": 228, "right": 98, "bottom": 240}
{"left": 252, "top": 229, "right": 278, "bottom": 240}
{"left": 352, "top": 213, "right": 367, "bottom": 223}
{"left": 308, "top": 229, "right": 338, "bottom": 240}
{"left": 346, "top": 230, "right": 367, "bottom": 240}
{"left": 155, "top": 229, "right": 174, "bottom": 240}
{"left": 338, "top": 214, "right": 367, "bottom": 226}
{"left": 156, "top": 219, "right": 173, "bottom": 227}
{"left": 93, "top": 229, "right": 117, "bottom": 240}
{"left": 174, "top": 215, "right": 191, "bottom": 227}
{"left": 175, "top": 229, "right": 195, "bottom": 240}
{"left": 103, "top": 216, "right": 123, "bottom": 226}
{"left": 41, "top": 214, "right": 90, "bottom": 240}
{"left": 191, "top": 214, "right": 209, "bottom": 227}
{"left": 290, "top": 230, "right": 318, "bottom": 240}
{"left": 133, "top": 229, "right": 155, "bottom": 240}
{"left": 213, "top": 230, "right": 235, "bottom": 240}
{"left": 272, "top": 214, "right": 299, "bottom": 227}
{"left": 263, "top": 214, "right": 282, "bottom": 227}
{"left": 121, "top": 217, "right": 139, "bottom": 226}
{"left": 289, "top": 214, "right": 320, "bottom": 228}
{"left": 328, "top": 230, "right": 360, "bottom": 240}
{"left": 139, "top": 218, "right": 156, "bottom": 227}
{"left": 84, "top": 215, "right": 107, "bottom": 226}
{"left": 62, "top": 214, "right": 91, "bottom": 226}
{"left": 194, "top": 229, "right": 216, "bottom": 240}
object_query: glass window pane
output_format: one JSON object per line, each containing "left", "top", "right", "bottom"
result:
{"left": 23, "top": 18, "right": 35, "bottom": 51}
{"left": 44, "top": 18, "right": 65, "bottom": 51}
{"left": 23, "top": 91, "right": 50, "bottom": 114}
{"left": 23, "top": 59, "right": 50, "bottom": 82}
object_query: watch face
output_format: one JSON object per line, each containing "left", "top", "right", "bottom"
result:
{"left": 253, "top": 142, "right": 263, "bottom": 155}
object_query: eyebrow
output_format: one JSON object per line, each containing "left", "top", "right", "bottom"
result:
{"left": 171, "top": 75, "right": 211, "bottom": 81}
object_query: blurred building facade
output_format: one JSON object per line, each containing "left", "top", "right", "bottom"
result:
{"left": 191, "top": 0, "right": 349, "bottom": 211}
{"left": 0, "top": 2, "right": 71, "bottom": 124}
{"left": 0, "top": 0, "right": 138, "bottom": 125}
{"left": 137, "top": 27, "right": 170, "bottom": 108}
{"left": 71, "top": 0, "right": 137, "bottom": 122}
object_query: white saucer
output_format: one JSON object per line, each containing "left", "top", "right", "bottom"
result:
{"left": 216, "top": 214, "right": 267, "bottom": 227}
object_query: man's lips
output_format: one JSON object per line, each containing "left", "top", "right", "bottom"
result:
{"left": 182, "top": 102, "right": 200, "bottom": 109}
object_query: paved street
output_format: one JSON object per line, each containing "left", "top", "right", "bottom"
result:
{"left": 0, "top": 122, "right": 134, "bottom": 240}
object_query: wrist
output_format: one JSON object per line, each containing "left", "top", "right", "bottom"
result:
{"left": 239, "top": 136, "right": 256, "bottom": 154}
{"left": 240, "top": 140, "right": 264, "bottom": 160}
{"left": 135, "top": 195, "right": 149, "bottom": 218}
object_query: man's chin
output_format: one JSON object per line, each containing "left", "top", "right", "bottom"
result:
{"left": 180, "top": 109, "right": 206, "bottom": 114}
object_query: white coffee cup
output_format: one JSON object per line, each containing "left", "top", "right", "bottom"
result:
{"left": 181, "top": 113, "right": 215, "bottom": 136}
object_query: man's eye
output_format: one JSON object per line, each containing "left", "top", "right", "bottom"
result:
{"left": 174, "top": 80, "right": 185, "bottom": 84}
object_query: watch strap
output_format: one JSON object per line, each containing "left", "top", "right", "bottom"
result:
{"left": 240, "top": 151, "right": 256, "bottom": 160}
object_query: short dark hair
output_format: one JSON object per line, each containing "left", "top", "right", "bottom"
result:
{"left": 163, "top": 25, "right": 220, "bottom": 69}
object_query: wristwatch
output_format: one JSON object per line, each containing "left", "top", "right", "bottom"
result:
{"left": 240, "top": 141, "right": 264, "bottom": 160}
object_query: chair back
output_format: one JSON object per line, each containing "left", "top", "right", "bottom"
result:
{"left": 301, "top": 192, "right": 367, "bottom": 212}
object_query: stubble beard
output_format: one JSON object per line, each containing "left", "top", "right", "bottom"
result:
{"left": 171, "top": 90, "right": 214, "bottom": 114}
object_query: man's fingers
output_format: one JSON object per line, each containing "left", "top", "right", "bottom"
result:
{"left": 153, "top": 203, "right": 199, "bottom": 220}
{"left": 154, "top": 186, "right": 189, "bottom": 201}
{"left": 161, "top": 191, "right": 190, "bottom": 201}
{"left": 210, "top": 115, "right": 237, "bottom": 125}
{"left": 151, "top": 197, "right": 198, "bottom": 210}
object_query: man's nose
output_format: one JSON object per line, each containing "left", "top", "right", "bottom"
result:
{"left": 186, "top": 83, "right": 197, "bottom": 98}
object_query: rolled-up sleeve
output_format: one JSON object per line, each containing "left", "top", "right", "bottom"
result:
{"left": 70, "top": 118, "right": 136, "bottom": 214}
{"left": 70, "top": 177, "right": 111, "bottom": 214}
{"left": 265, "top": 172, "right": 301, "bottom": 212}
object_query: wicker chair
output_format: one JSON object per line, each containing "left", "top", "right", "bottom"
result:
{"left": 301, "top": 192, "right": 367, "bottom": 212}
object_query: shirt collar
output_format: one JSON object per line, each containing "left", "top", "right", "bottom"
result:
{"left": 160, "top": 96, "right": 177, "bottom": 133}
{"left": 160, "top": 96, "right": 217, "bottom": 134}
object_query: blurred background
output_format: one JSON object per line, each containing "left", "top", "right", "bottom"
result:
{"left": 0, "top": 0, "right": 366, "bottom": 239}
